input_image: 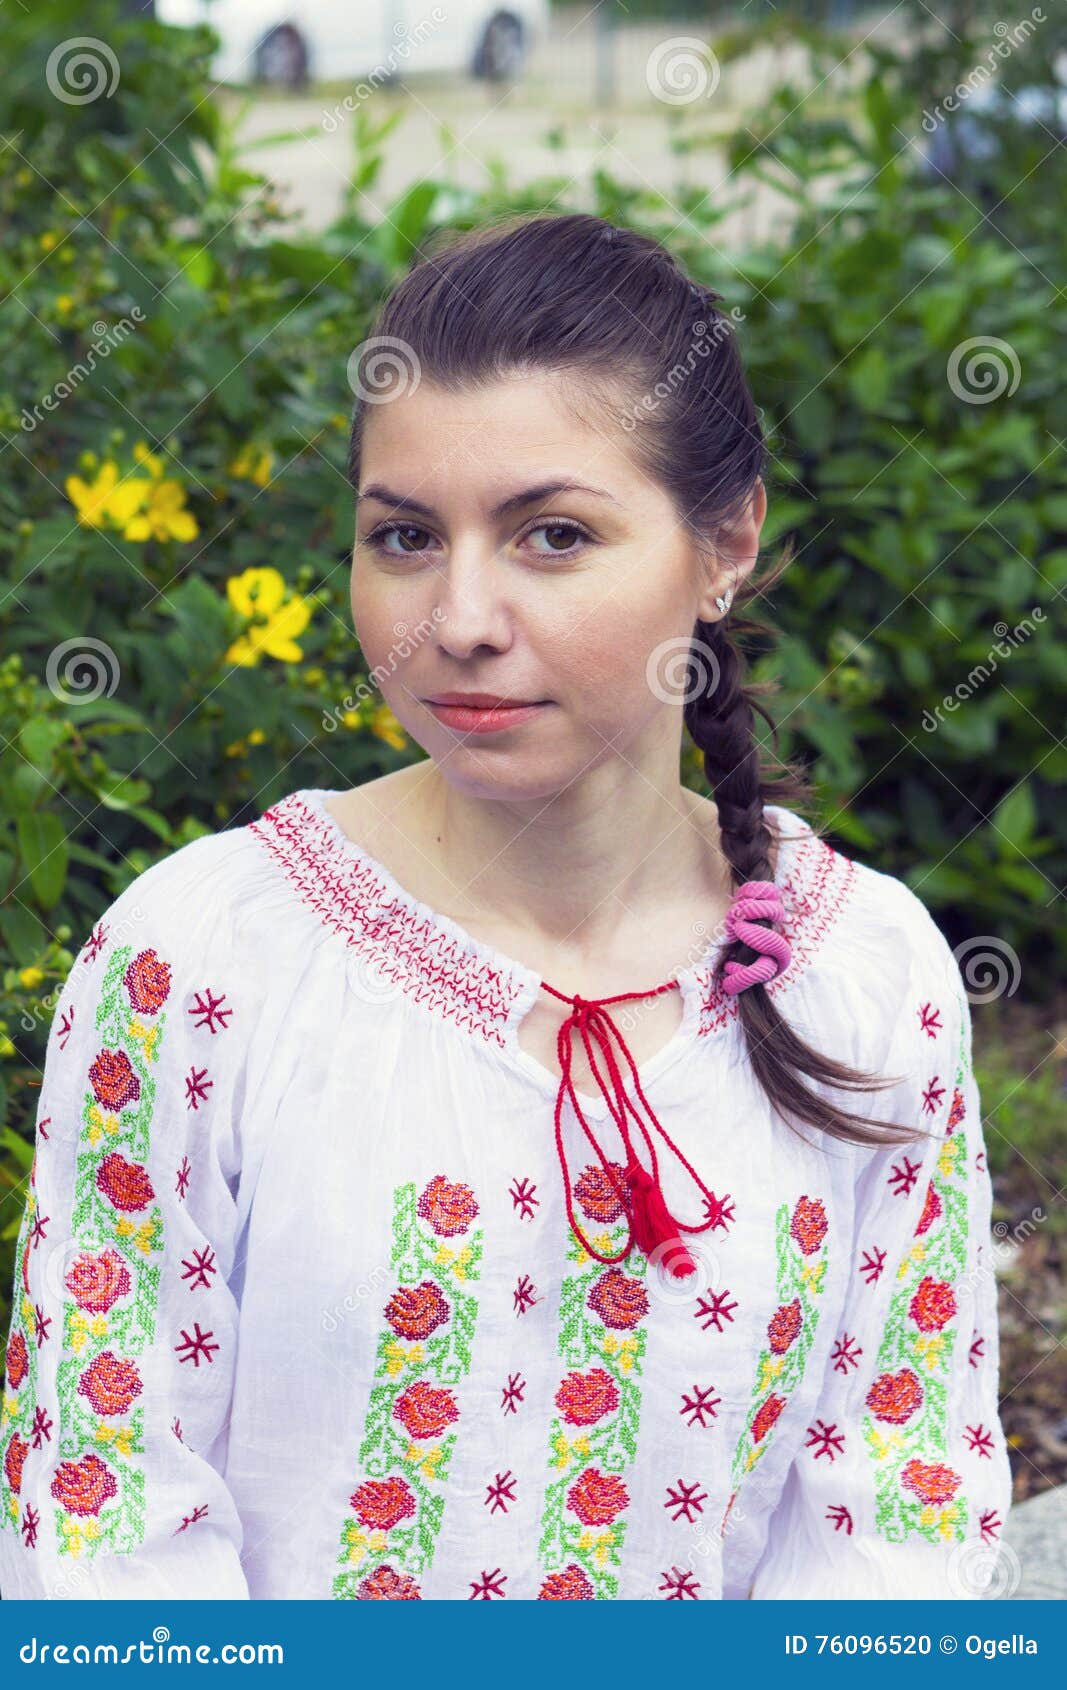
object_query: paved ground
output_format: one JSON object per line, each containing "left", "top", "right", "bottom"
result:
{"left": 221, "top": 5, "right": 901, "bottom": 246}
{"left": 999, "top": 1482, "right": 1067, "bottom": 1599}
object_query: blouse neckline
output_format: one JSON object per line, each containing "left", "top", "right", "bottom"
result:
{"left": 250, "top": 785, "right": 857, "bottom": 1120}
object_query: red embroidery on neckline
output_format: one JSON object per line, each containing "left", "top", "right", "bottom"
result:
{"left": 248, "top": 790, "right": 857, "bottom": 1050}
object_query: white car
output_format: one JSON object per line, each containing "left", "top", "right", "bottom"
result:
{"left": 156, "top": 0, "right": 550, "bottom": 89}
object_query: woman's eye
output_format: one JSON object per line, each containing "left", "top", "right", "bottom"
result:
{"left": 523, "top": 521, "right": 590, "bottom": 557}
{"left": 366, "top": 522, "right": 434, "bottom": 556}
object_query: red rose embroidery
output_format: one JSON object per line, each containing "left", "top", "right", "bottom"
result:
{"left": 566, "top": 1466, "right": 629, "bottom": 1526}
{"left": 866, "top": 1368, "right": 923, "bottom": 1424}
{"left": 77, "top": 1351, "right": 144, "bottom": 1416}
{"left": 350, "top": 1475, "right": 417, "bottom": 1532}
{"left": 88, "top": 1048, "right": 141, "bottom": 1113}
{"left": 539, "top": 1563, "right": 595, "bottom": 1599}
{"left": 384, "top": 1280, "right": 450, "bottom": 1342}
{"left": 95, "top": 1152, "right": 155, "bottom": 1213}
{"left": 4, "top": 1432, "right": 29, "bottom": 1496}
{"left": 768, "top": 1298, "right": 802, "bottom": 1354}
{"left": 947, "top": 1086, "right": 966, "bottom": 1134}
{"left": 573, "top": 1162, "right": 628, "bottom": 1224}
{"left": 50, "top": 1452, "right": 119, "bottom": 1517}
{"left": 587, "top": 1268, "right": 649, "bottom": 1331}
{"left": 393, "top": 1380, "right": 459, "bottom": 1440}
{"left": 751, "top": 1393, "right": 786, "bottom": 1444}
{"left": 356, "top": 1563, "right": 422, "bottom": 1599}
{"left": 555, "top": 1367, "right": 621, "bottom": 1427}
{"left": 789, "top": 1196, "right": 828, "bottom": 1255}
{"left": 909, "top": 1276, "right": 957, "bottom": 1332}
{"left": 901, "top": 1458, "right": 962, "bottom": 1506}
{"left": 914, "top": 1182, "right": 942, "bottom": 1237}
{"left": 65, "top": 1248, "right": 132, "bottom": 1314}
{"left": 5, "top": 1328, "right": 29, "bottom": 1390}
{"left": 124, "top": 949, "right": 172, "bottom": 1015}
{"left": 416, "top": 1174, "right": 479, "bottom": 1237}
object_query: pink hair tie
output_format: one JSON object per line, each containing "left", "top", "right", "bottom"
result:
{"left": 721, "top": 880, "right": 791, "bottom": 995}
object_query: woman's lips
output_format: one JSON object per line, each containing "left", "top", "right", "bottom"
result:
{"left": 425, "top": 700, "right": 548, "bottom": 734}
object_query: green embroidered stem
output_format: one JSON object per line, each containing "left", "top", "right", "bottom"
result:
{"left": 536, "top": 1223, "right": 650, "bottom": 1601}
{"left": 2, "top": 942, "right": 167, "bottom": 1561}
{"left": 727, "top": 1195, "right": 829, "bottom": 1506}
{"left": 863, "top": 1009, "right": 970, "bottom": 1545}
{"left": 332, "top": 1177, "right": 483, "bottom": 1599}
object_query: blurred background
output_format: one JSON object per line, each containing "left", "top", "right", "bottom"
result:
{"left": 0, "top": 0, "right": 1064, "bottom": 1588}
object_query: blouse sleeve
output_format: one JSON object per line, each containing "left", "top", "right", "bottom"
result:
{"left": 0, "top": 863, "right": 251, "bottom": 1599}
{"left": 746, "top": 910, "right": 1013, "bottom": 1600}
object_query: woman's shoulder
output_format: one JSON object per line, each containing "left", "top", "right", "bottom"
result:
{"left": 764, "top": 802, "right": 967, "bottom": 1056}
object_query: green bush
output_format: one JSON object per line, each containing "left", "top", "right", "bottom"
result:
{"left": 1, "top": 1, "right": 1063, "bottom": 1346}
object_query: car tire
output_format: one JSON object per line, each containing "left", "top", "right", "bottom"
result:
{"left": 473, "top": 13, "right": 525, "bottom": 82}
{"left": 253, "top": 24, "right": 310, "bottom": 91}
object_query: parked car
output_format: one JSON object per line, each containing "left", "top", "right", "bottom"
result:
{"left": 155, "top": 0, "right": 550, "bottom": 90}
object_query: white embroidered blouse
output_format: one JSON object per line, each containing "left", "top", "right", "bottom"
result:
{"left": 0, "top": 786, "right": 1012, "bottom": 1601}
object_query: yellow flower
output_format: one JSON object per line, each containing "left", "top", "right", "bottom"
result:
{"left": 248, "top": 728, "right": 267, "bottom": 745}
{"left": 575, "top": 1230, "right": 613, "bottom": 1267}
{"left": 800, "top": 1258, "right": 825, "bottom": 1292}
{"left": 132, "top": 440, "right": 166, "bottom": 479}
{"left": 341, "top": 710, "right": 361, "bottom": 730}
{"left": 405, "top": 1442, "right": 444, "bottom": 1480}
{"left": 229, "top": 444, "right": 275, "bottom": 487}
{"left": 382, "top": 1338, "right": 423, "bottom": 1376}
{"left": 19, "top": 966, "right": 45, "bottom": 989}
{"left": 758, "top": 1354, "right": 785, "bottom": 1391}
{"left": 601, "top": 1333, "right": 639, "bottom": 1373}
{"left": 65, "top": 461, "right": 144, "bottom": 529}
{"left": 40, "top": 231, "right": 59, "bottom": 252}
{"left": 56, "top": 295, "right": 74, "bottom": 316}
{"left": 938, "top": 1139, "right": 961, "bottom": 1180}
{"left": 122, "top": 477, "right": 198, "bottom": 542}
{"left": 552, "top": 1431, "right": 591, "bottom": 1470}
{"left": 224, "top": 567, "right": 312, "bottom": 666}
{"left": 915, "top": 1331, "right": 947, "bottom": 1372}
{"left": 370, "top": 704, "right": 407, "bottom": 751}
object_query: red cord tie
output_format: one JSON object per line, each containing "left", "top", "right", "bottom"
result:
{"left": 542, "top": 980, "right": 720, "bottom": 1280}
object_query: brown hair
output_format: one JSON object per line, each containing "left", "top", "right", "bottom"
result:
{"left": 347, "top": 210, "right": 935, "bottom": 1153}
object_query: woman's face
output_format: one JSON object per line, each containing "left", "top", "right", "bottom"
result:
{"left": 350, "top": 370, "right": 762, "bottom": 802}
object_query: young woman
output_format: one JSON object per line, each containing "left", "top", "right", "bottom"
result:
{"left": 0, "top": 213, "right": 1011, "bottom": 1602}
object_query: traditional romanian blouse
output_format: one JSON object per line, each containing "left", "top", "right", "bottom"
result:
{"left": 0, "top": 786, "right": 1012, "bottom": 1601}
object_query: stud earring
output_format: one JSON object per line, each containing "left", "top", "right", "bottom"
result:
{"left": 714, "top": 589, "right": 732, "bottom": 616}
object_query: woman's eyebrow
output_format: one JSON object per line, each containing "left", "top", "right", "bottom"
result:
{"left": 357, "top": 480, "right": 622, "bottom": 520}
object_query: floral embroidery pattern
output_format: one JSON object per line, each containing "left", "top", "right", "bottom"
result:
{"left": 721, "top": 1194, "right": 829, "bottom": 1534}
{"left": 536, "top": 1162, "right": 650, "bottom": 1600}
{"left": 863, "top": 1002, "right": 970, "bottom": 1544}
{"left": 1, "top": 939, "right": 183, "bottom": 1561}
{"left": 333, "top": 1175, "right": 483, "bottom": 1599}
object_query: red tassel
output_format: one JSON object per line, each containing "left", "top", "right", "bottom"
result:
{"left": 626, "top": 1161, "right": 697, "bottom": 1279}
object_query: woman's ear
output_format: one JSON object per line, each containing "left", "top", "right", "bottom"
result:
{"left": 696, "top": 479, "right": 767, "bottom": 621}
